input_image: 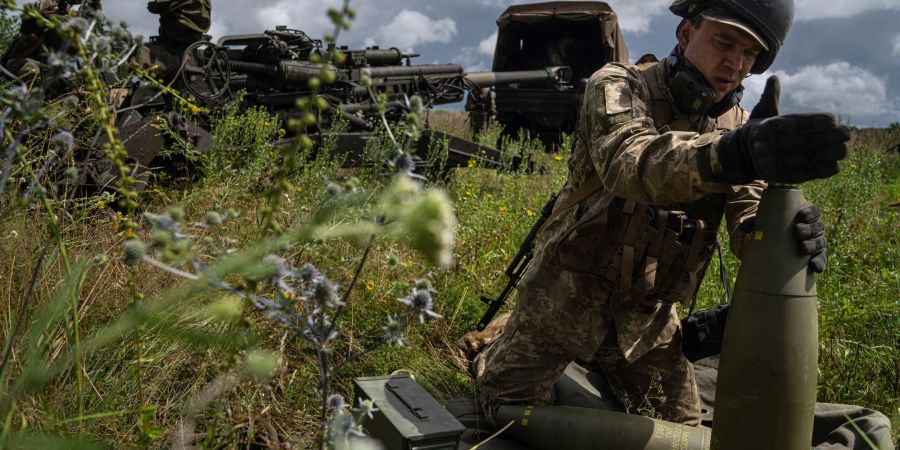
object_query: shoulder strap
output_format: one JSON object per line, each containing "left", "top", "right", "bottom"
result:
{"left": 536, "top": 175, "right": 605, "bottom": 239}
{"left": 637, "top": 62, "right": 674, "bottom": 130}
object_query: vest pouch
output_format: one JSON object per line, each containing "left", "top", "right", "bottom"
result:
{"left": 643, "top": 217, "right": 715, "bottom": 308}
{"left": 556, "top": 198, "right": 658, "bottom": 290}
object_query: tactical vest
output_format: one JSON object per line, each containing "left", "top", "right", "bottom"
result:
{"left": 549, "top": 59, "right": 746, "bottom": 310}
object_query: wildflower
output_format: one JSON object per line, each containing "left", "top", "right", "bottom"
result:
{"left": 313, "top": 277, "right": 344, "bottom": 308}
{"left": 526, "top": 209, "right": 535, "bottom": 217}
{"left": 122, "top": 239, "right": 147, "bottom": 266}
{"left": 356, "top": 398, "right": 379, "bottom": 420}
{"left": 205, "top": 211, "right": 223, "bottom": 226}
{"left": 554, "top": 154, "right": 563, "bottom": 161}
{"left": 169, "top": 207, "right": 185, "bottom": 222}
{"left": 467, "top": 159, "right": 475, "bottom": 168}
{"left": 298, "top": 263, "right": 319, "bottom": 282}
{"left": 209, "top": 295, "right": 243, "bottom": 321}
{"left": 414, "top": 278, "right": 435, "bottom": 292}
{"left": 383, "top": 315, "right": 405, "bottom": 346}
{"left": 397, "top": 189, "right": 456, "bottom": 268}
{"left": 499, "top": 206, "right": 508, "bottom": 212}
{"left": 326, "top": 182, "right": 344, "bottom": 197}
{"left": 327, "top": 394, "right": 348, "bottom": 411}
{"left": 365, "top": 280, "right": 375, "bottom": 291}
{"left": 189, "top": 104, "right": 202, "bottom": 114}
{"left": 151, "top": 230, "right": 172, "bottom": 248}
{"left": 97, "top": 199, "right": 106, "bottom": 209}
{"left": 244, "top": 350, "right": 279, "bottom": 381}
{"left": 388, "top": 152, "right": 424, "bottom": 180}
{"left": 396, "top": 287, "right": 442, "bottom": 324}
{"left": 465, "top": 191, "right": 472, "bottom": 197}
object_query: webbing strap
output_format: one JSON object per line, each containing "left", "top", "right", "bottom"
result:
{"left": 642, "top": 210, "right": 669, "bottom": 291}
{"left": 535, "top": 175, "right": 605, "bottom": 239}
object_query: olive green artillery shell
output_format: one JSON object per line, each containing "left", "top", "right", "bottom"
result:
{"left": 712, "top": 188, "right": 818, "bottom": 450}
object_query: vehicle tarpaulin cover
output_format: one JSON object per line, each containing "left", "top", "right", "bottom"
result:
{"left": 493, "top": 1, "right": 629, "bottom": 71}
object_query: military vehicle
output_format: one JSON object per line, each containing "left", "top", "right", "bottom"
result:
{"left": 468, "top": 1, "right": 629, "bottom": 147}
{"left": 85, "top": 26, "right": 574, "bottom": 192}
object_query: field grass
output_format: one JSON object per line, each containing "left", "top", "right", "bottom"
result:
{"left": 0, "top": 105, "right": 897, "bottom": 448}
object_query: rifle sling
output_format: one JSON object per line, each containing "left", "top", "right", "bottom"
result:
{"left": 536, "top": 175, "right": 605, "bottom": 240}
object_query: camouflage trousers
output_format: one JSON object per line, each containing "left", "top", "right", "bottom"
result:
{"left": 475, "top": 263, "right": 701, "bottom": 426}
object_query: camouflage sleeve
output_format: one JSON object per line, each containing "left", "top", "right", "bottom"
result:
{"left": 724, "top": 180, "right": 765, "bottom": 258}
{"left": 583, "top": 64, "right": 735, "bottom": 204}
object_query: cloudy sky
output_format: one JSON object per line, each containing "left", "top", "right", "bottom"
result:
{"left": 90, "top": 0, "right": 900, "bottom": 127}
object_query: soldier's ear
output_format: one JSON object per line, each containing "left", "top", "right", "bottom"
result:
{"left": 676, "top": 19, "right": 692, "bottom": 50}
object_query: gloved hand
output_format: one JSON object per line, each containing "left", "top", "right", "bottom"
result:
{"left": 736, "top": 202, "right": 828, "bottom": 273}
{"left": 716, "top": 76, "right": 850, "bottom": 184}
{"left": 795, "top": 203, "right": 827, "bottom": 273}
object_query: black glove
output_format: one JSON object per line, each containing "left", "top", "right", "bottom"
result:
{"left": 716, "top": 76, "right": 850, "bottom": 184}
{"left": 795, "top": 204, "right": 827, "bottom": 273}
{"left": 681, "top": 304, "right": 729, "bottom": 363}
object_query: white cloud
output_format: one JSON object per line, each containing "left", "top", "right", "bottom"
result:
{"left": 364, "top": 10, "right": 457, "bottom": 51}
{"left": 742, "top": 62, "right": 898, "bottom": 122}
{"left": 603, "top": 0, "right": 672, "bottom": 34}
{"left": 795, "top": 0, "right": 900, "bottom": 21}
{"left": 453, "top": 46, "right": 489, "bottom": 72}
{"left": 892, "top": 34, "right": 900, "bottom": 57}
{"left": 478, "top": 31, "right": 497, "bottom": 56}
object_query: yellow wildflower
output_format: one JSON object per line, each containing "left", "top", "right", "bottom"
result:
{"left": 189, "top": 104, "right": 202, "bottom": 114}
{"left": 97, "top": 199, "right": 105, "bottom": 209}
{"left": 366, "top": 280, "right": 375, "bottom": 291}
{"left": 499, "top": 206, "right": 508, "bottom": 212}
{"left": 467, "top": 159, "right": 475, "bottom": 168}
{"left": 465, "top": 191, "right": 472, "bottom": 197}
{"left": 554, "top": 154, "right": 563, "bottom": 161}
{"left": 526, "top": 209, "right": 535, "bottom": 217}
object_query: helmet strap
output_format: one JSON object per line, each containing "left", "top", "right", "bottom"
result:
{"left": 664, "top": 46, "right": 742, "bottom": 118}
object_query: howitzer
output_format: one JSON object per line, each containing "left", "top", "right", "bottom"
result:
{"left": 180, "top": 27, "right": 572, "bottom": 135}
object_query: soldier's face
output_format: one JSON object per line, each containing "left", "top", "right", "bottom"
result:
{"left": 678, "top": 19, "right": 763, "bottom": 102}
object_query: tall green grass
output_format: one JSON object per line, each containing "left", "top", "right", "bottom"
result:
{"left": 1, "top": 100, "right": 896, "bottom": 447}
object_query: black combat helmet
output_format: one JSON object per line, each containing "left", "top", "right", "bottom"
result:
{"left": 669, "top": 0, "right": 795, "bottom": 73}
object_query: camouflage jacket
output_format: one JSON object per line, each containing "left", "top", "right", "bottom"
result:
{"left": 530, "top": 59, "right": 764, "bottom": 363}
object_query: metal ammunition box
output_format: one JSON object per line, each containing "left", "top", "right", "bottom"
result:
{"left": 353, "top": 375, "right": 465, "bottom": 450}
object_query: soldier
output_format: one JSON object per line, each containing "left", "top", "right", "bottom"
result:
{"left": 461, "top": 0, "right": 850, "bottom": 431}
{"left": 0, "top": 0, "right": 101, "bottom": 78}
{"left": 133, "top": 0, "right": 211, "bottom": 82}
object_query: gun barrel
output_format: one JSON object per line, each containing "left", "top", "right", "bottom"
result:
{"left": 464, "top": 66, "right": 572, "bottom": 88}
{"left": 360, "top": 64, "right": 463, "bottom": 78}
{"left": 229, "top": 59, "right": 339, "bottom": 85}
{"left": 341, "top": 47, "right": 405, "bottom": 66}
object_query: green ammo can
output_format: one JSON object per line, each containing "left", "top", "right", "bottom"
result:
{"left": 353, "top": 375, "right": 465, "bottom": 450}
